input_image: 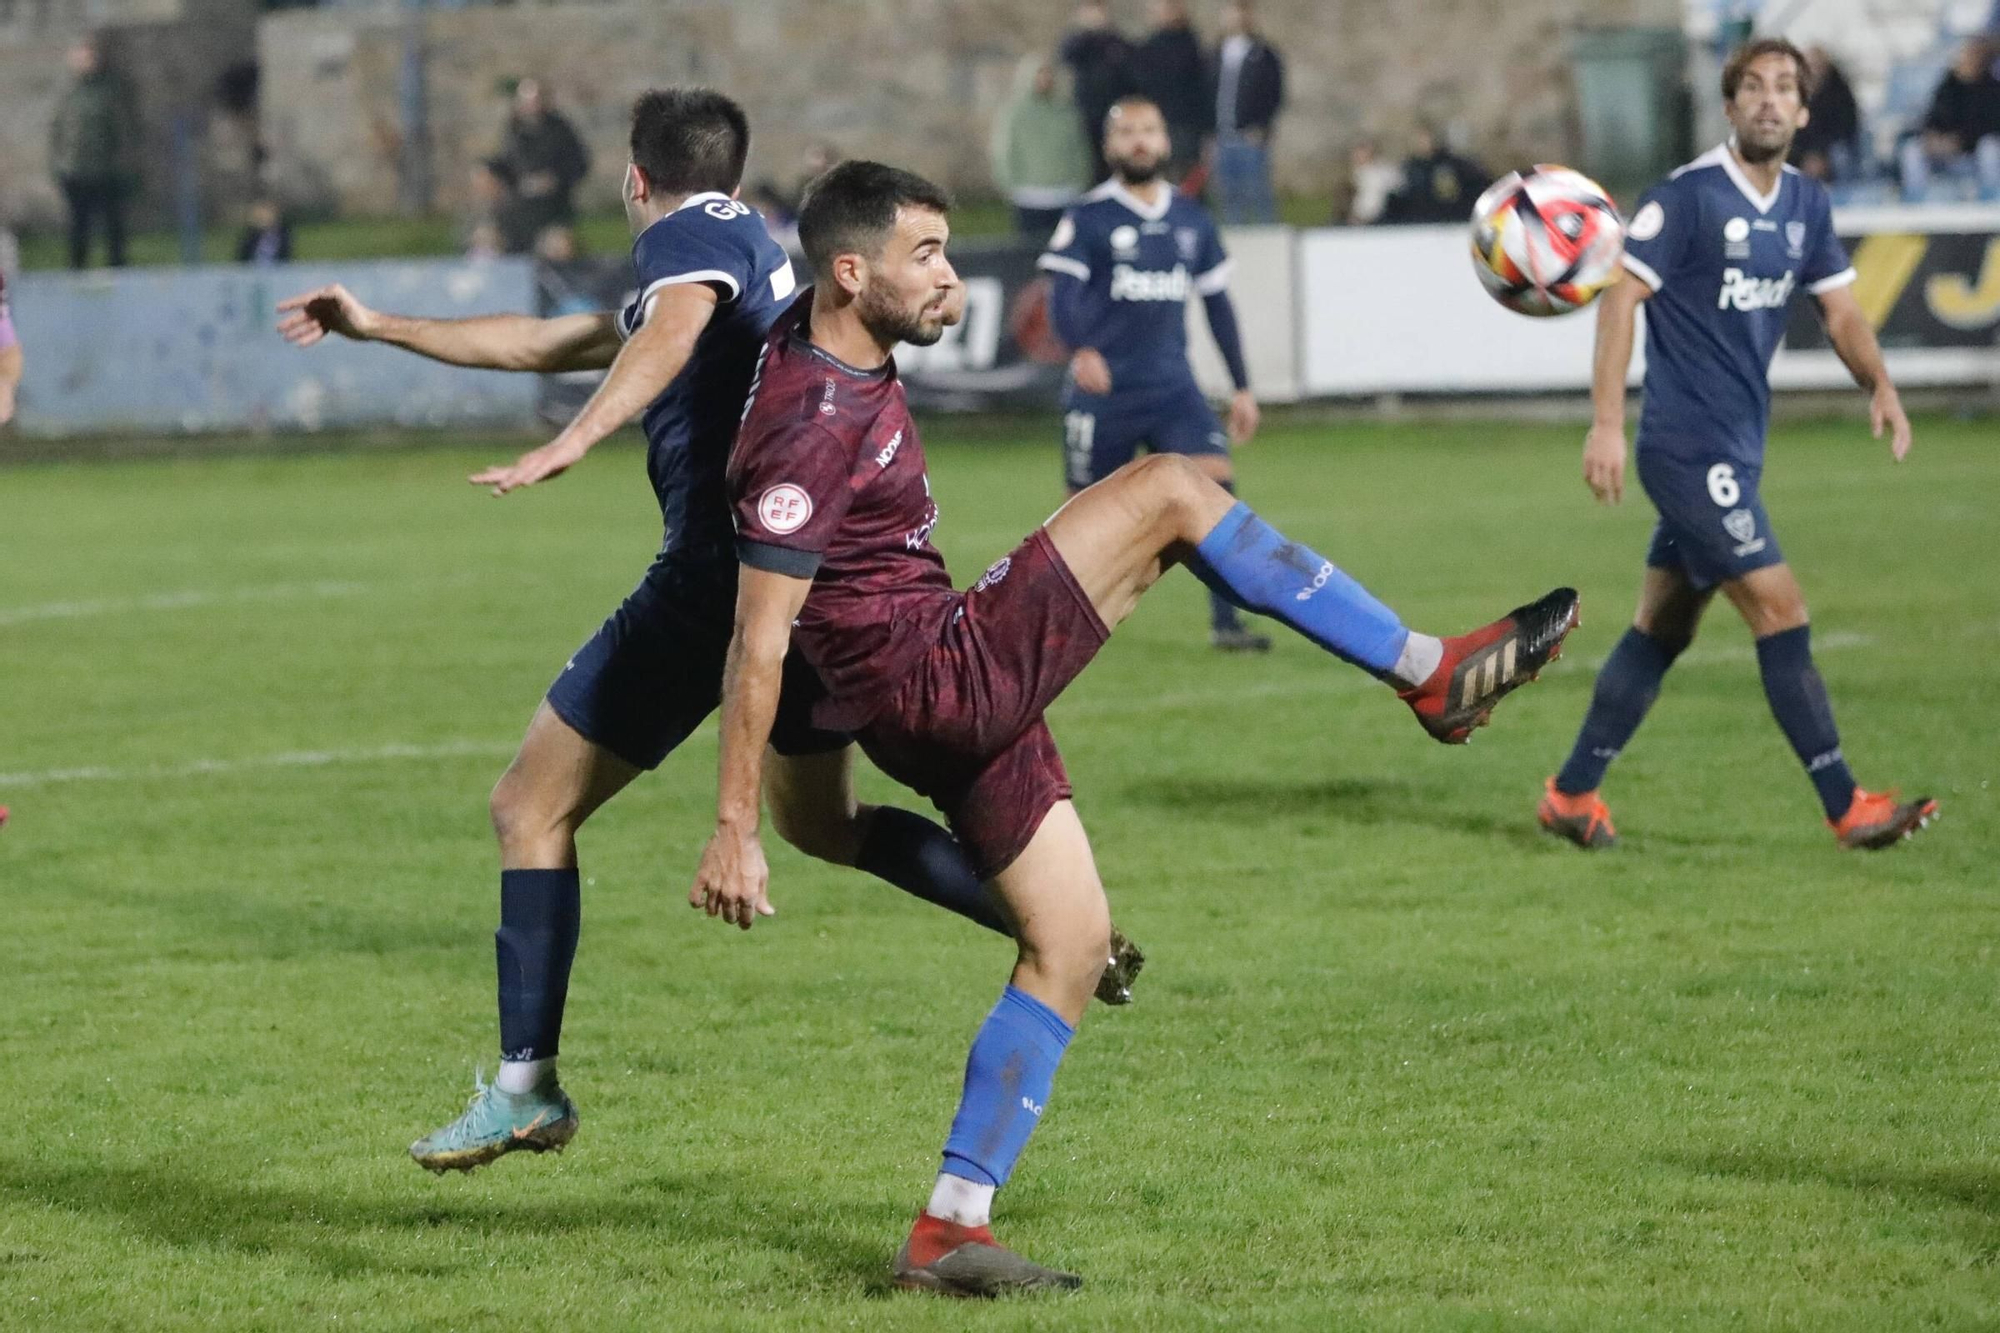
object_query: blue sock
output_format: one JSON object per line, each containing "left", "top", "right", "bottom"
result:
{"left": 857, "top": 807, "right": 1008, "bottom": 936}
{"left": 1755, "top": 625, "right": 1856, "bottom": 820}
{"left": 496, "top": 868, "right": 580, "bottom": 1062}
{"left": 1186, "top": 502, "right": 1408, "bottom": 675}
{"left": 1207, "top": 481, "right": 1246, "bottom": 633}
{"left": 940, "top": 986, "right": 1074, "bottom": 1188}
{"left": 1555, "top": 628, "right": 1680, "bottom": 795}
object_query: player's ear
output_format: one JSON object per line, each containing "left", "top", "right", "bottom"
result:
{"left": 831, "top": 252, "right": 868, "bottom": 299}
{"left": 624, "top": 163, "right": 649, "bottom": 205}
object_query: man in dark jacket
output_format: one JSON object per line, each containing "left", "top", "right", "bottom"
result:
{"left": 1208, "top": 0, "right": 1284, "bottom": 222}
{"left": 1384, "top": 125, "right": 1488, "bottom": 224}
{"left": 1791, "top": 46, "right": 1861, "bottom": 181}
{"left": 1900, "top": 38, "right": 2000, "bottom": 201}
{"left": 1060, "top": 1, "right": 1136, "bottom": 180}
{"left": 494, "top": 79, "right": 592, "bottom": 253}
{"left": 49, "top": 36, "right": 139, "bottom": 270}
{"left": 1133, "top": 0, "right": 1209, "bottom": 180}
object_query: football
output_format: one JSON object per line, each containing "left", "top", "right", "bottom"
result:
{"left": 1469, "top": 165, "right": 1625, "bottom": 317}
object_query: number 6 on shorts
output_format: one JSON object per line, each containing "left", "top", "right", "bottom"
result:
{"left": 1706, "top": 462, "right": 1740, "bottom": 508}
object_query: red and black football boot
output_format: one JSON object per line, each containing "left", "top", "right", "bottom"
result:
{"left": 892, "top": 1213, "right": 1082, "bottom": 1297}
{"left": 1400, "top": 588, "right": 1581, "bottom": 744}
{"left": 1830, "top": 788, "right": 1938, "bottom": 850}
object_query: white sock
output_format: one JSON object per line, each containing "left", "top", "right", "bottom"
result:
{"left": 1389, "top": 632, "right": 1444, "bottom": 691}
{"left": 496, "top": 1057, "right": 555, "bottom": 1095}
{"left": 925, "top": 1172, "right": 995, "bottom": 1228}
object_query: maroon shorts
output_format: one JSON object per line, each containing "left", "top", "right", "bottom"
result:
{"left": 856, "top": 528, "right": 1110, "bottom": 878}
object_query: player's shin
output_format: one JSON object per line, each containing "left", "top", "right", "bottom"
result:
{"left": 1555, "top": 628, "right": 1681, "bottom": 795}
{"left": 1754, "top": 625, "right": 1856, "bottom": 820}
{"left": 1184, "top": 502, "right": 1442, "bottom": 685}
{"left": 857, "top": 807, "right": 1009, "bottom": 934}
{"left": 930, "top": 986, "right": 1075, "bottom": 1227}
{"left": 494, "top": 868, "right": 580, "bottom": 1091}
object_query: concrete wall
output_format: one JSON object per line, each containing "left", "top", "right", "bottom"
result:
{"left": 258, "top": 0, "right": 1680, "bottom": 221}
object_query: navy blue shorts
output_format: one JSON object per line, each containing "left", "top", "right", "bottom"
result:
{"left": 545, "top": 560, "right": 847, "bottom": 771}
{"left": 1637, "top": 445, "right": 1785, "bottom": 592}
{"left": 1061, "top": 378, "right": 1228, "bottom": 490}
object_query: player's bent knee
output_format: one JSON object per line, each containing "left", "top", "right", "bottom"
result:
{"left": 489, "top": 770, "right": 582, "bottom": 857}
{"left": 768, "top": 799, "right": 861, "bottom": 866}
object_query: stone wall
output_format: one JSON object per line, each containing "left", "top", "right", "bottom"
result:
{"left": 259, "top": 0, "right": 1680, "bottom": 222}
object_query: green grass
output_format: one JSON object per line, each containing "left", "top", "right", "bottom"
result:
{"left": 1, "top": 416, "right": 1995, "bottom": 1330}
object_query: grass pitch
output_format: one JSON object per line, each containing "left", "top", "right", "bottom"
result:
{"left": 1, "top": 415, "right": 1995, "bottom": 1331}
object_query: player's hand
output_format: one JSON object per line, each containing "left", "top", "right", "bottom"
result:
{"left": 276, "top": 284, "right": 379, "bottom": 347}
{"left": 689, "top": 823, "right": 775, "bottom": 931}
{"left": 1871, "top": 385, "right": 1912, "bottom": 462}
{"left": 1582, "top": 422, "right": 1627, "bottom": 505}
{"left": 1226, "top": 389, "right": 1259, "bottom": 445}
{"left": 1070, "top": 347, "right": 1112, "bottom": 395}
{"left": 468, "top": 434, "right": 590, "bottom": 495}
{"left": 0, "top": 383, "right": 15, "bottom": 427}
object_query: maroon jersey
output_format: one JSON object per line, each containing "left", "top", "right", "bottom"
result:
{"left": 728, "top": 290, "right": 957, "bottom": 730}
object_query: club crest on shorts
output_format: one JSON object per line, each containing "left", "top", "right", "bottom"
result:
{"left": 759, "top": 484, "right": 814, "bottom": 534}
{"left": 1723, "top": 507, "right": 1763, "bottom": 554}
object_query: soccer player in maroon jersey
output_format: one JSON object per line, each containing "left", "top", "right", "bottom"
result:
{"left": 691, "top": 160, "right": 1579, "bottom": 1295}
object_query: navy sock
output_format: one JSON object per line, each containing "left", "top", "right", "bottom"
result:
{"left": 1555, "top": 628, "right": 1680, "bottom": 795}
{"left": 1208, "top": 481, "right": 1246, "bottom": 632}
{"left": 1185, "top": 502, "right": 1408, "bottom": 674}
{"left": 1755, "top": 625, "right": 1855, "bottom": 819}
{"left": 857, "top": 807, "right": 1008, "bottom": 935}
{"left": 941, "top": 986, "right": 1074, "bottom": 1187}
{"left": 495, "top": 868, "right": 580, "bottom": 1062}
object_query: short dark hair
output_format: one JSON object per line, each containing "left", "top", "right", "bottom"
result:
{"left": 1104, "top": 93, "right": 1162, "bottom": 134}
{"left": 628, "top": 88, "right": 751, "bottom": 197}
{"left": 797, "top": 160, "right": 952, "bottom": 276}
{"left": 1722, "top": 38, "right": 1814, "bottom": 102}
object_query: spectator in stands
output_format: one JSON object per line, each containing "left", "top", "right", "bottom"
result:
{"left": 1792, "top": 46, "right": 1862, "bottom": 183}
{"left": 493, "top": 78, "right": 590, "bottom": 255}
{"left": 1060, "top": 1, "right": 1136, "bottom": 180}
{"left": 1900, "top": 37, "right": 2000, "bottom": 201}
{"left": 788, "top": 141, "right": 842, "bottom": 215}
{"left": 991, "top": 56, "right": 1092, "bottom": 240}
{"left": 1133, "top": 0, "right": 1208, "bottom": 181}
{"left": 1343, "top": 137, "right": 1403, "bottom": 225}
{"left": 0, "top": 268, "right": 20, "bottom": 427}
{"left": 1208, "top": 0, "right": 1285, "bottom": 223}
{"left": 743, "top": 179, "right": 801, "bottom": 255}
{"left": 236, "top": 196, "right": 293, "bottom": 266}
{"left": 1383, "top": 124, "right": 1486, "bottom": 224}
{"left": 49, "top": 35, "right": 139, "bottom": 270}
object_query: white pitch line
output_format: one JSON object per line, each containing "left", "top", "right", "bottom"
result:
{"left": 0, "top": 580, "right": 371, "bottom": 629}
{"left": 0, "top": 630, "right": 1881, "bottom": 790}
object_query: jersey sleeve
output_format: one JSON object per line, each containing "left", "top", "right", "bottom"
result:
{"left": 1618, "top": 181, "right": 1693, "bottom": 293}
{"left": 730, "top": 416, "right": 859, "bottom": 579}
{"left": 1191, "top": 214, "right": 1232, "bottom": 296}
{"left": 1036, "top": 210, "right": 1094, "bottom": 283}
{"left": 617, "top": 206, "right": 762, "bottom": 340}
{"left": 1802, "top": 190, "right": 1857, "bottom": 295}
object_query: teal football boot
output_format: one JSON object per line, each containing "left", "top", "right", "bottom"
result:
{"left": 410, "top": 1071, "right": 578, "bottom": 1174}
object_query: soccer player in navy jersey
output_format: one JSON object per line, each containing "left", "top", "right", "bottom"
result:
{"left": 278, "top": 89, "right": 1142, "bottom": 1176}
{"left": 1040, "top": 96, "right": 1270, "bottom": 650}
{"left": 1537, "top": 39, "right": 1937, "bottom": 852}
{"left": 694, "top": 160, "right": 1580, "bottom": 1294}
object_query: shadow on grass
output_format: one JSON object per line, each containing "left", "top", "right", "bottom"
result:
{"left": 86, "top": 882, "right": 470, "bottom": 962}
{"left": 1124, "top": 775, "right": 1552, "bottom": 850}
{"left": 0, "top": 1157, "right": 904, "bottom": 1293}
{"left": 1667, "top": 1147, "right": 2000, "bottom": 1218}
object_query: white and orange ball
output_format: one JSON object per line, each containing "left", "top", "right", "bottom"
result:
{"left": 1469, "top": 166, "right": 1625, "bottom": 317}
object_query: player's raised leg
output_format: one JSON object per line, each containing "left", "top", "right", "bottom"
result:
{"left": 765, "top": 745, "right": 1145, "bottom": 1004}
{"left": 894, "top": 801, "right": 1101, "bottom": 1297}
{"left": 1186, "top": 452, "right": 1272, "bottom": 653}
{"left": 410, "top": 702, "right": 629, "bottom": 1172}
{"left": 1044, "top": 453, "right": 1579, "bottom": 741}
{"left": 1720, "top": 563, "right": 1937, "bottom": 848}
{"left": 1541, "top": 564, "right": 1710, "bottom": 848}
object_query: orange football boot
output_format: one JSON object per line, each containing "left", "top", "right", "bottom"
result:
{"left": 1538, "top": 776, "right": 1618, "bottom": 849}
{"left": 1830, "top": 788, "right": 1938, "bottom": 850}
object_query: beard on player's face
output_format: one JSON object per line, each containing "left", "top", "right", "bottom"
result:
{"left": 1731, "top": 113, "right": 1797, "bottom": 164}
{"left": 1108, "top": 147, "right": 1164, "bottom": 185}
{"left": 857, "top": 274, "right": 948, "bottom": 347}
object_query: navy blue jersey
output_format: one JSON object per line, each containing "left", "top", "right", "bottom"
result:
{"left": 1036, "top": 180, "right": 1231, "bottom": 393}
{"left": 1621, "top": 145, "right": 1855, "bottom": 467}
{"left": 616, "top": 191, "right": 798, "bottom": 561}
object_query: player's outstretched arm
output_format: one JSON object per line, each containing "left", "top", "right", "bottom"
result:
{"left": 0, "top": 342, "right": 22, "bottom": 426}
{"left": 690, "top": 565, "right": 814, "bottom": 931}
{"left": 1817, "top": 284, "right": 1912, "bottom": 461}
{"left": 277, "top": 282, "right": 622, "bottom": 374}
{"left": 1199, "top": 290, "right": 1258, "bottom": 443}
{"left": 469, "top": 282, "right": 719, "bottom": 495}
{"left": 1582, "top": 273, "right": 1648, "bottom": 505}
